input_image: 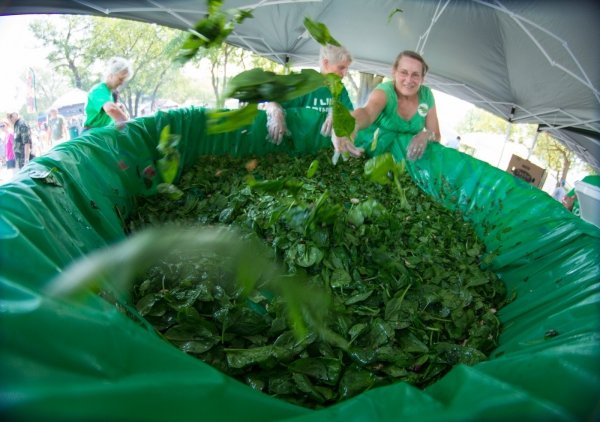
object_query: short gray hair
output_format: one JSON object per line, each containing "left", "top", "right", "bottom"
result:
{"left": 319, "top": 44, "right": 352, "bottom": 66}
{"left": 104, "top": 56, "right": 134, "bottom": 81}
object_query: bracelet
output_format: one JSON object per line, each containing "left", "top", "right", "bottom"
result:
{"left": 422, "top": 128, "right": 434, "bottom": 141}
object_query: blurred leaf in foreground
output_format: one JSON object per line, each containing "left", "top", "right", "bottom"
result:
{"left": 176, "top": 0, "right": 253, "bottom": 63}
{"left": 304, "top": 17, "right": 340, "bottom": 46}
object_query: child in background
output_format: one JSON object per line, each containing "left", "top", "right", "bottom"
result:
{"left": 0, "top": 120, "right": 16, "bottom": 181}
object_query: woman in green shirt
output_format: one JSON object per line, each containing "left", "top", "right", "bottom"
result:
{"left": 333, "top": 50, "right": 441, "bottom": 161}
{"left": 83, "top": 57, "right": 134, "bottom": 130}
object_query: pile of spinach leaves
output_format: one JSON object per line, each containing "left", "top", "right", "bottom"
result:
{"left": 125, "top": 150, "right": 507, "bottom": 409}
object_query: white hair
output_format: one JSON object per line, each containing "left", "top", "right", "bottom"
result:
{"left": 319, "top": 44, "right": 352, "bottom": 66}
{"left": 104, "top": 56, "right": 134, "bottom": 81}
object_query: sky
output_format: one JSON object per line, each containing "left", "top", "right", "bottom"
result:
{"left": 0, "top": 15, "right": 48, "bottom": 112}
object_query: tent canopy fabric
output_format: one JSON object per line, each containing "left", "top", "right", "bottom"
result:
{"left": 3, "top": 0, "right": 599, "bottom": 170}
{"left": 49, "top": 88, "right": 87, "bottom": 110}
{"left": 49, "top": 88, "right": 87, "bottom": 117}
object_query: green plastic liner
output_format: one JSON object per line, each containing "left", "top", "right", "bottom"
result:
{"left": 1, "top": 107, "right": 599, "bottom": 421}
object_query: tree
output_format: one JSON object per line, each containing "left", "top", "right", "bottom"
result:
{"left": 355, "top": 73, "right": 383, "bottom": 107}
{"left": 191, "top": 43, "right": 259, "bottom": 108}
{"left": 534, "top": 132, "right": 576, "bottom": 182}
{"left": 26, "top": 65, "right": 72, "bottom": 114}
{"left": 29, "top": 16, "right": 95, "bottom": 90}
{"left": 456, "top": 107, "right": 509, "bottom": 135}
{"left": 86, "top": 17, "right": 187, "bottom": 117}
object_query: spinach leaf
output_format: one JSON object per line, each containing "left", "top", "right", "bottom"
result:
{"left": 303, "top": 17, "right": 341, "bottom": 46}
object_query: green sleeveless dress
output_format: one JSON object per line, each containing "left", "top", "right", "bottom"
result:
{"left": 355, "top": 81, "right": 435, "bottom": 160}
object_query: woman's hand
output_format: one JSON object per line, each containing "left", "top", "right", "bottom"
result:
{"left": 331, "top": 133, "right": 364, "bottom": 159}
{"left": 265, "top": 102, "right": 287, "bottom": 145}
{"left": 561, "top": 194, "right": 575, "bottom": 210}
{"left": 117, "top": 103, "right": 130, "bottom": 120}
{"left": 320, "top": 109, "right": 333, "bottom": 137}
{"left": 407, "top": 129, "right": 431, "bottom": 160}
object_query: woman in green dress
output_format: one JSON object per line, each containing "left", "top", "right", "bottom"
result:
{"left": 333, "top": 50, "right": 441, "bottom": 161}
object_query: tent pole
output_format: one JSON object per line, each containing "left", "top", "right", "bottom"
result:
{"left": 526, "top": 126, "right": 540, "bottom": 160}
{"left": 497, "top": 106, "right": 515, "bottom": 167}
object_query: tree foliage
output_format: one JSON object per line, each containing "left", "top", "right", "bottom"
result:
{"left": 26, "top": 65, "right": 72, "bottom": 114}
{"left": 456, "top": 107, "right": 509, "bottom": 135}
{"left": 30, "top": 16, "right": 94, "bottom": 90}
{"left": 191, "top": 43, "right": 241, "bottom": 108}
{"left": 86, "top": 17, "right": 187, "bottom": 117}
{"left": 189, "top": 43, "right": 292, "bottom": 108}
{"left": 534, "top": 132, "right": 575, "bottom": 182}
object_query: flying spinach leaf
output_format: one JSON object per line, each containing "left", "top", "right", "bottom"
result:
{"left": 364, "top": 153, "right": 409, "bottom": 208}
{"left": 206, "top": 103, "right": 259, "bottom": 134}
{"left": 176, "top": 0, "right": 253, "bottom": 63}
{"left": 323, "top": 73, "right": 356, "bottom": 137}
{"left": 304, "top": 17, "right": 341, "bottom": 46}
{"left": 388, "top": 8, "right": 404, "bottom": 23}
{"left": 156, "top": 125, "right": 180, "bottom": 185}
{"left": 225, "top": 68, "right": 325, "bottom": 104}
{"left": 306, "top": 159, "right": 319, "bottom": 178}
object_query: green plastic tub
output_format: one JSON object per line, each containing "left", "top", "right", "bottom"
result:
{"left": 1, "top": 107, "right": 599, "bottom": 421}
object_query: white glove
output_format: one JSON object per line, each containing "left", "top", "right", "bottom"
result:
{"left": 320, "top": 108, "right": 333, "bottom": 137}
{"left": 265, "top": 102, "right": 287, "bottom": 145}
{"left": 331, "top": 133, "right": 364, "bottom": 163}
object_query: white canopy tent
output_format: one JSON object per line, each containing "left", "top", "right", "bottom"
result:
{"left": 49, "top": 88, "right": 87, "bottom": 117}
{"left": 49, "top": 88, "right": 87, "bottom": 110}
{"left": 3, "top": 0, "right": 598, "bottom": 170}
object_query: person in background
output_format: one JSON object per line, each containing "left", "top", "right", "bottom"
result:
{"left": 0, "top": 121, "right": 5, "bottom": 167}
{"left": 0, "top": 120, "right": 15, "bottom": 178}
{"left": 264, "top": 44, "right": 354, "bottom": 144}
{"left": 47, "top": 108, "right": 68, "bottom": 145}
{"left": 561, "top": 174, "right": 600, "bottom": 217}
{"left": 446, "top": 135, "right": 461, "bottom": 149}
{"left": 68, "top": 117, "right": 81, "bottom": 139}
{"left": 332, "top": 50, "right": 441, "bottom": 161}
{"left": 6, "top": 112, "right": 32, "bottom": 169}
{"left": 551, "top": 179, "right": 566, "bottom": 202}
{"left": 83, "top": 56, "right": 134, "bottom": 130}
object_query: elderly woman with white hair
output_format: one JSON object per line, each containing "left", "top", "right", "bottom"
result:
{"left": 264, "top": 44, "right": 354, "bottom": 145}
{"left": 83, "top": 57, "right": 134, "bottom": 130}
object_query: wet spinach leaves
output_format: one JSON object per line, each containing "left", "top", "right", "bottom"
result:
{"left": 126, "top": 150, "right": 507, "bottom": 409}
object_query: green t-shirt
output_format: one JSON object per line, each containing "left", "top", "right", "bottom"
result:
{"left": 84, "top": 82, "right": 114, "bottom": 129}
{"left": 355, "top": 81, "right": 436, "bottom": 159}
{"left": 566, "top": 174, "right": 600, "bottom": 216}
{"left": 48, "top": 116, "right": 66, "bottom": 140}
{"left": 281, "top": 85, "right": 354, "bottom": 112}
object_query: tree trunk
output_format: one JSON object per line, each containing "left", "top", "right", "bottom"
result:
{"left": 561, "top": 152, "right": 571, "bottom": 182}
{"left": 356, "top": 73, "right": 384, "bottom": 107}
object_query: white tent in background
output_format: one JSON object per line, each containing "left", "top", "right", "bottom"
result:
{"left": 49, "top": 88, "right": 87, "bottom": 117}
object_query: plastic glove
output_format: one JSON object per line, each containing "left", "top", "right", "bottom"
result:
{"left": 407, "top": 131, "right": 430, "bottom": 161}
{"left": 561, "top": 194, "right": 575, "bottom": 211}
{"left": 331, "top": 133, "right": 364, "bottom": 163}
{"left": 265, "top": 102, "right": 287, "bottom": 145}
{"left": 320, "top": 108, "right": 333, "bottom": 137}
